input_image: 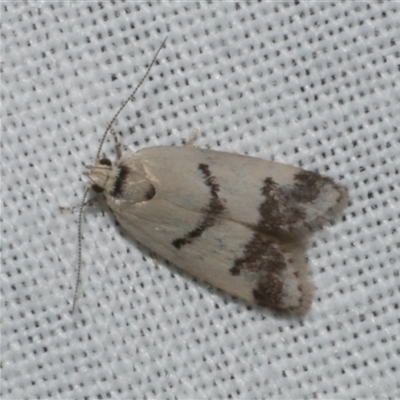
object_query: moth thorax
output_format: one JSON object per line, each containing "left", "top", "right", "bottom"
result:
{"left": 88, "top": 159, "right": 120, "bottom": 194}
{"left": 88, "top": 156, "right": 156, "bottom": 202}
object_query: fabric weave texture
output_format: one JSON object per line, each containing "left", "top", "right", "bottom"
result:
{"left": 1, "top": 2, "right": 399, "bottom": 399}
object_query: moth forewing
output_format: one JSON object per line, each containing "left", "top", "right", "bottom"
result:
{"left": 86, "top": 146, "right": 348, "bottom": 315}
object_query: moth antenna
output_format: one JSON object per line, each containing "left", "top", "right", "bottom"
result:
{"left": 72, "top": 186, "right": 90, "bottom": 314}
{"left": 95, "top": 36, "right": 168, "bottom": 160}
{"left": 109, "top": 125, "right": 122, "bottom": 159}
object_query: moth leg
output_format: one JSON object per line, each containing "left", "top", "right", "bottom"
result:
{"left": 59, "top": 195, "right": 106, "bottom": 211}
{"left": 183, "top": 129, "right": 198, "bottom": 146}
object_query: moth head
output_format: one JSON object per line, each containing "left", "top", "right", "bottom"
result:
{"left": 85, "top": 157, "right": 120, "bottom": 194}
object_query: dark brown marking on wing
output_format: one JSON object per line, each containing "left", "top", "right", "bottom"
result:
{"left": 110, "top": 165, "right": 130, "bottom": 197}
{"left": 293, "top": 170, "right": 349, "bottom": 216}
{"left": 255, "top": 170, "right": 345, "bottom": 238}
{"left": 291, "top": 170, "right": 333, "bottom": 203}
{"left": 229, "top": 176, "right": 312, "bottom": 312}
{"left": 172, "top": 163, "right": 225, "bottom": 249}
{"left": 229, "top": 227, "right": 307, "bottom": 312}
{"left": 230, "top": 233, "right": 286, "bottom": 276}
{"left": 253, "top": 273, "right": 284, "bottom": 310}
{"left": 256, "top": 177, "right": 306, "bottom": 239}
{"left": 228, "top": 169, "right": 345, "bottom": 312}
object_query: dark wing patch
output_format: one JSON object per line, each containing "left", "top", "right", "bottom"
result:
{"left": 256, "top": 171, "right": 348, "bottom": 239}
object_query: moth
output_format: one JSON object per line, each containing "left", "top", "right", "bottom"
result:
{"left": 73, "top": 38, "right": 349, "bottom": 315}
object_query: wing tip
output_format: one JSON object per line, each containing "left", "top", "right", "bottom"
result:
{"left": 253, "top": 271, "right": 314, "bottom": 316}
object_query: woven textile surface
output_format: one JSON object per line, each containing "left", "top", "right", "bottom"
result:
{"left": 1, "top": 2, "right": 399, "bottom": 399}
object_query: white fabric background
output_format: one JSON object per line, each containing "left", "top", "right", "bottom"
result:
{"left": 1, "top": 2, "right": 399, "bottom": 399}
